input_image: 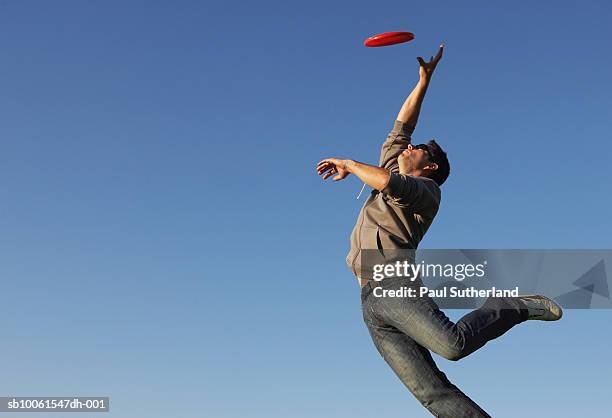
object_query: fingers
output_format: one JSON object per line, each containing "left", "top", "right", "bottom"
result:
{"left": 319, "top": 167, "right": 333, "bottom": 178}
{"left": 317, "top": 161, "right": 338, "bottom": 180}
{"left": 317, "top": 159, "right": 331, "bottom": 168}
{"left": 317, "top": 158, "right": 338, "bottom": 169}
{"left": 434, "top": 43, "right": 444, "bottom": 62}
{"left": 323, "top": 168, "right": 339, "bottom": 180}
{"left": 317, "top": 160, "right": 332, "bottom": 171}
{"left": 317, "top": 162, "right": 334, "bottom": 175}
{"left": 317, "top": 158, "right": 347, "bottom": 182}
{"left": 418, "top": 44, "right": 445, "bottom": 66}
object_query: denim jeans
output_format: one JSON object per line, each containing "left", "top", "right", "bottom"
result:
{"left": 361, "top": 276, "right": 529, "bottom": 418}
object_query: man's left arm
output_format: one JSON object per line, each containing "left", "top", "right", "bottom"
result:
{"left": 316, "top": 159, "right": 440, "bottom": 213}
{"left": 317, "top": 158, "right": 390, "bottom": 191}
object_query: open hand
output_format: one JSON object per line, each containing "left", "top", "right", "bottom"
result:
{"left": 417, "top": 43, "right": 444, "bottom": 79}
{"left": 317, "top": 158, "right": 350, "bottom": 181}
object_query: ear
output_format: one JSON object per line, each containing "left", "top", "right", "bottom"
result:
{"left": 424, "top": 163, "right": 438, "bottom": 172}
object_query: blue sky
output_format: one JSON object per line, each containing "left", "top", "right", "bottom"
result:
{"left": 0, "top": 1, "right": 610, "bottom": 417}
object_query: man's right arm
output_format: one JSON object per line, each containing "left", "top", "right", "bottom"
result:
{"left": 379, "top": 44, "right": 444, "bottom": 170}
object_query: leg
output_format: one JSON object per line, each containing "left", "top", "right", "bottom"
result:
{"left": 370, "top": 286, "right": 529, "bottom": 361}
{"left": 366, "top": 321, "right": 491, "bottom": 418}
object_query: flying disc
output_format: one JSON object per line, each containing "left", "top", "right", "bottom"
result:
{"left": 364, "top": 31, "right": 414, "bottom": 47}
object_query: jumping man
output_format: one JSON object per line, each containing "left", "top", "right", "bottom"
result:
{"left": 316, "top": 44, "right": 563, "bottom": 418}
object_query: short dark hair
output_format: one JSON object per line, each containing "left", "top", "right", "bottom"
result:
{"left": 426, "top": 140, "right": 450, "bottom": 186}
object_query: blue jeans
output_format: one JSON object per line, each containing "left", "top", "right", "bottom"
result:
{"left": 361, "top": 276, "right": 529, "bottom": 417}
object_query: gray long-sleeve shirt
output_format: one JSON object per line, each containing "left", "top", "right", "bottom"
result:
{"left": 346, "top": 120, "right": 441, "bottom": 287}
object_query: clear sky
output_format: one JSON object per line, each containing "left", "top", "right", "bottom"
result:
{"left": 1, "top": 1, "right": 611, "bottom": 417}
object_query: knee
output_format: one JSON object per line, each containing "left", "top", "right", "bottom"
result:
{"left": 437, "top": 346, "right": 467, "bottom": 362}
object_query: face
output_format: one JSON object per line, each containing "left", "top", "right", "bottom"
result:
{"left": 398, "top": 143, "right": 434, "bottom": 174}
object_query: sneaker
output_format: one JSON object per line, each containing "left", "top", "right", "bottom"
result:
{"left": 518, "top": 295, "right": 563, "bottom": 321}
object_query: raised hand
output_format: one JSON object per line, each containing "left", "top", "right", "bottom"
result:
{"left": 417, "top": 43, "right": 444, "bottom": 80}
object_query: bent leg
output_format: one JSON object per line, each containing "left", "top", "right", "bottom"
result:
{"left": 375, "top": 294, "right": 529, "bottom": 361}
{"left": 367, "top": 322, "right": 491, "bottom": 418}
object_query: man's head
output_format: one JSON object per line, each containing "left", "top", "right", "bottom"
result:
{"left": 397, "top": 140, "right": 450, "bottom": 186}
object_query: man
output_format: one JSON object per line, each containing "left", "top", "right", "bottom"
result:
{"left": 316, "top": 44, "right": 563, "bottom": 417}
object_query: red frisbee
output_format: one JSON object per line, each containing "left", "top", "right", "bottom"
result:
{"left": 364, "top": 31, "right": 414, "bottom": 47}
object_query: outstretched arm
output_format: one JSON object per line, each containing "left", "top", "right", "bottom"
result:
{"left": 317, "top": 158, "right": 390, "bottom": 191}
{"left": 396, "top": 44, "right": 444, "bottom": 127}
{"left": 316, "top": 158, "right": 440, "bottom": 213}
